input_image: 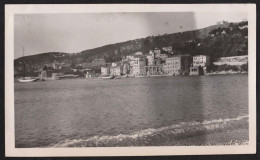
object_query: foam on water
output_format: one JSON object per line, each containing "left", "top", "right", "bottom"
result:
{"left": 49, "top": 115, "right": 248, "bottom": 147}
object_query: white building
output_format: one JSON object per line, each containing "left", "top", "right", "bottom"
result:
{"left": 193, "top": 55, "right": 210, "bottom": 68}
{"left": 154, "top": 48, "right": 161, "bottom": 58}
{"left": 110, "top": 66, "right": 123, "bottom": 76}
{"left": 213, "top": 55, "right": 248, "bottom": 66}
{"left": 146, "top": 55, "right": 154, "bottom": 66}
{"left": 101, "top": 67, "right": 110, "bottom": 76}
{"left": 163, "top": 55, "right": 191, "bottom": 75}
{"left": 129, "top": 57, "right": 146, "bottom": 76}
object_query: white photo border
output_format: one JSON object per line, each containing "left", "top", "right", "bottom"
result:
{"left": 5, "top": 4, "right": 256, "bottom": 157}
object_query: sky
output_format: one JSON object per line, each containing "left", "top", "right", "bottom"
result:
{"left": 14, "top": 12, "right": 247, "bottom": 59}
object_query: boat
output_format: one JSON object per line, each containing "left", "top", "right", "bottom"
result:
{"left": 122, "top": 75, "right": 129, "bottom": 78}
{"left": 18, "top": 77, "right": 37, "bottom": 83}
{"left": 102, "top": 75, "right": 115, "bottom": 79}
{"left": 57, "top": 74, "right": 79, "bottom": 79}
{"left": 135, "top": 75, "right": 146, "bottom": 78}
{"left": 114, "top": 76, "right": 121, "bottom": 79}
{"left": 18, "top": 46, "right": 38, "bottom": 83}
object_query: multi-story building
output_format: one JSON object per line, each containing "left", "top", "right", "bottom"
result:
{"left": 129, "top": 57, "right": 146, "bottom": 76}
{"left": 189, "top": 66, "right": 204, "bottom": 76}
{"left": 163, "top": 55, "right": 191, "bottom": 75}
{"left": 192, "top": 55, "right": 210, "bottom": 75}
{"left": 146, "top": 55, "right": 154, "bottom": 66}
{"left": 110, "top": 66, "right": 123, "bottom": 76}
{"left": 123, "top": 63, "right": 130, "bottom": 75}
{"left": 145, "top": 49, "right": 165, "bottom": 75}
{"left": 101, "top": 67, "right": 110, "bottom": 76}
{"left": 154, "top": 48, "right": 161, "bottom": 58}
{"left": 193, "top": 55, "right": 210, "bottom": 68}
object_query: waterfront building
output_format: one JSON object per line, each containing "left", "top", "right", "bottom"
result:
{"left": 213, "top": 55, "right": 248, "bottom": 66}
{"left": 86, "top": 69, "right": 95, "bottom": 78}
{"left": 163, "top": 55, "right": 191, "bottom": 75}
{"left": 193, "top": 55, "right": 210, "bottom": 68}
{"left": 145, "top": 65, "right": 163, "bottom": 75}
{"left": 192, "top": 55, "right": 210, "bottom": 74}
{"left": 123, "top": 63, "right": 130, "bottom": 75}
{"left": 129, "top": 57, "right": 146, "bottom": 76}
{"left": 110, "top": 66, "right": 123, "bottom": 76}
{"left": 145, "top": 52, "right": 164, "bottom": 75}
{"left": 101, "top": 67, "right": 110, "bottom": 76}
{"left": 189, "top": 66, "right": 204, "bottom": 76}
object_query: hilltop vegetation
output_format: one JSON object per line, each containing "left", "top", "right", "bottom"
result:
{"left": 14, "top": 21, "right": 248, "bottom": 76}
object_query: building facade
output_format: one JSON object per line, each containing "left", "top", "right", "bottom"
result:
{"left": 123, "top": 63, "right": 130, "bottom": 75}
{"left": 101, "top": 67, "right": 110, "bottom": 76}
{"left": 154, "top": 48, "right": 161, "bottom": 58}
{"left": 110, "top": 66, "right": 123, "bottom": 76}
{"left": 213, "top": 55, "right": 248, "bottom": 66}
{"left": 163, "top": 55, "right": 191, "bottom": 75}
{"left": 146, "top": 55, "right": 154, "bottom": 66}
{"left": 193, "top": 55, "right": 210, "bottom": 67}
{"left": 189, "top": 66, "right": 204, "bottom": 76}
{"left": 129, "top": 57, "right": 146, "bottom": 76}
{"left": 146, "top": 65, "right": 163, "bottom": 75}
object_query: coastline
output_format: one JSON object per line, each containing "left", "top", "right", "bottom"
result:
{"left": 14, "top": 71, "right": 248, "bottom": 82}
{"left": 165, "top": 128, "right": 248, "bottom": 146}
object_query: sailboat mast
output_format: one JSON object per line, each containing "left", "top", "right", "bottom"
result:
{"left": 22, "top": 46, "right": 25, "bottom": 77}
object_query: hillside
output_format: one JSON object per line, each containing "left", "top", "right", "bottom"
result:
{"left": 14, "top": 21, "right": 248, "bottom": 75}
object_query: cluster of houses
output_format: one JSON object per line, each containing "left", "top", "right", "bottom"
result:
{"left": 24, "top": 46, "right": 247, "bottom": 79}
{"left": 101, "top": 47, "right": 208, "bottom": 77}
{"left": 100, "top": 47, "right": 248, "bottom": 77}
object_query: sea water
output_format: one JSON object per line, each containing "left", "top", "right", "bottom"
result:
{"left": 14, "top": 74, "right": 248, "bottom": 147}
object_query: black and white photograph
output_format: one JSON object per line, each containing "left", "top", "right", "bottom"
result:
{"left": 5, "top": 4, "right": 256, "bottom": 156}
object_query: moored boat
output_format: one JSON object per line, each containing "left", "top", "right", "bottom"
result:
{"left": 18, "top": 46, "right": 38, "bottom": 83}
{"left": 57, "top": 74, "right": 79, "bottom": 79}
{"left": 18, "top": 77, "right": 38, "bottom": 83}
{"left": 102, "top": 75, "right": 115, "bottom": 79}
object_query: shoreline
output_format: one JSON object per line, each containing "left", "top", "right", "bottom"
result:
{"left": 14, "top": 71, "right": 248, "bottom": 82}
{"left": 165, "top": 128, "right": 249, "bottom": 146}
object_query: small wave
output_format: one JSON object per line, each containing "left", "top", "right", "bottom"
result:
{"left": 49, "top": 115, "right": 248, "bottom": 147}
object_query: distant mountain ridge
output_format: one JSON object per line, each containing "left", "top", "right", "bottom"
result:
{"left": 14, "top": 21, "right": 248, "bottom": 75}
